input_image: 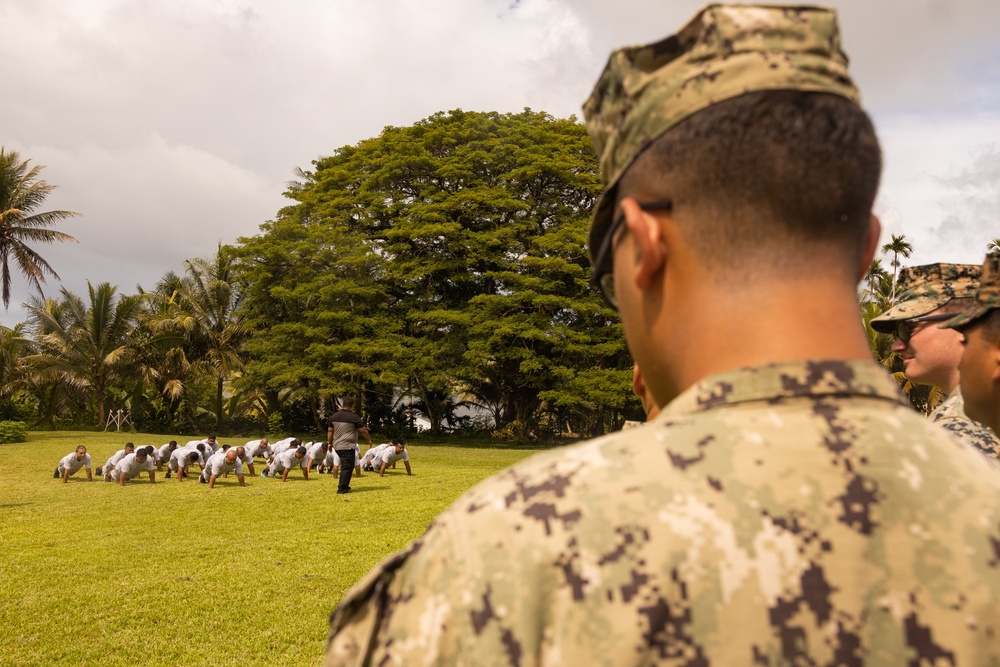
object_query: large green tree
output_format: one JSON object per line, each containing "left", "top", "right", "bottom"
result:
{"left": 0, "top": 148, "right": 80, "bottom": 308}
{"left": 237, "top": 109, "right": 635, "bottom": 437}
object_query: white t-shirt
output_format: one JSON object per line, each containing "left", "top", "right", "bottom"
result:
{"left": 103, "top": 449, "right": 131, "bottom": 471}
{"left": 157, "top": 443, "right": 177, "bottom": 461}
{"left": 58, "top": 452, "right": 91, "bottom": 474}
{"left": 376, "top": 447, "right": 409, "bottom": 467}
{"left": 306, "top": 442, "right": 328, "bottom": 462}
{"left": 205, "top": 452, "right": 243, "bottom": 478}
{"left": 272, "top": 448, "right": 305, "bottom": 472}
{"left": 271, "top": 437, "right": 298, "bottom": 457}
{"left": 114, "top": 453, "right": 154, "bottom": 479}
{"left": 244, "top": 439, "right": 272, "bottom": 459}
{"left": 169, "top": 448, "right": 201, "bottom": 470}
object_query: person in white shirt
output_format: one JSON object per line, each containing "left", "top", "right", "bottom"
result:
{"left": 243, "top": 438, "right": 272, "bottom": 475}
{"left": 166, "top": 449, "right": 202, "bottom": 482}
{"left": 360, "top": 440, "right": 412, "bottom": 477}
{"left": 156, "top": 441, "right": 178, "bottom": 471}
{"left": 184, "top": 435, "right": 218, "bottom": 456}
{"left": 99, "top": 443, "right": 135, "bottom": 480}
{"left": 54, "top": 446, "right": 93, "bottom": 483}
{"left": 266, "top": 446, "right": 309, "bottom": 482}
{"left": 270, "top": 437, "right": 301, "bottom": 458}
{"left": 199, "top": 448, "right": 246, "bottom": 488}
{"left": 306, "top": 441, "right": 331, "bottom": 473}
{"left": 167, "top": 443, "right": 207, "bottom": 478}
{"left": 112, "top": 449, "right": 155, "bottom": 485}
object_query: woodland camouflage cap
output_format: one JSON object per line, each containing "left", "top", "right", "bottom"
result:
{"left": 870, "top": 263, "right": 981, "bottom": 333}
{"left": 582, "top": 4, "right": 861, "bottom": 260}
{"left": 942, "top": 253, "right": 1000, "bottom": 330}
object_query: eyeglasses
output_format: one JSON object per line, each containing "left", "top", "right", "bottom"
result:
{"left": 893, "top": 313, "right": 955, "bottom": 344}
{"left": 591, "top": 198, "right": 673, "bottom": 309}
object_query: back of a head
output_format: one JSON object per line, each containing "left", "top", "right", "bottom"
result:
{"left": 296, "top": 446, "right": 307, "bottom": 457}
{"left": 584, "top": 4, "right": 880, "bottom": 283}
{"left": 621, "top": 91, "right": 880, "bottom": 278}
{"left": 340, "top": 397, "right": 355, "bottom": 410}
{"left": 144, "top": 445, "right": 154, "bottom": 456}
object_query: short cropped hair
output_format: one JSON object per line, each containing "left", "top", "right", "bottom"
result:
{"left": 296, "top": 446, "right": 307, "bottom": 456}
{"left": 340, "top": 397, "right": 356, "bottom": 410}
{"left": 619, "top": 90, "right": 882, "bottom": 275}
{"left": 125, "top": 443, "right": 135, "bottom": 451}
{"left": 982, "top": 310, "right": 1000, "bottom": 341}
{"left": 144, "top": 446, "right": 154, "bottom": 456}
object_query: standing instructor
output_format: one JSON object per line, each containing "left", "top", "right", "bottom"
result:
{"left": 327, "top": 397, "right": 372, "bottom": 495}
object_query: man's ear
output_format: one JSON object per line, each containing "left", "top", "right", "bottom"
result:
{"left": 858, "top": 214, "right": 882, "bottom": 283}
{"left": 620, "top": 197, "right": 666, "bottom": 291}
{"left": 632, "top": 362, "right": 645, "bottom": 399}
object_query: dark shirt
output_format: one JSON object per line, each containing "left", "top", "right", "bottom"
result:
{"left": 328, "top": 410, "right": 364, "bottom": 451}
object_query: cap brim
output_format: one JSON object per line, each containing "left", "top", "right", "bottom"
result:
{"left": 588, "top": 188, "right": 617, "bottom": 266}
{"left": 869, "top": 298, "right": 943, "bottom": 333}
{"left": 940, "top": 305, "right": 992, "bottom": 330}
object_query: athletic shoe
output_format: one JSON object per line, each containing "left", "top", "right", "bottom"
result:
{"left": 53, "top": 468, "right": 60, "bottom": 479}
{"left": 337, "top": 488, "right": 351, "bottom": 494}
{"left": 96, "top": 466, "right": 103, "bottom": 475}
{"left": 199, "top": 475, "right": 207, "bottom": 484}
{"left": 261, "top": 469, "right": 269, "bottom": 478}
{"left": 165, "top": 470, "right": 171, "bottom": 479}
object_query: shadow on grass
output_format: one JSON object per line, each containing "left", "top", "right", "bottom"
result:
{"left": 0, "top": 502, "right": 32, "bottom": 509}
{"left": 337, "top": 486, "right": 389, "bottom": 494}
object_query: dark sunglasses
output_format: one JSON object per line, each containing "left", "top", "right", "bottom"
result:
{"left": 893, "top": 313, "right": 955, "bottom": 344}
{"left": 590, "top": 198, "right": 673, "bottom": 309}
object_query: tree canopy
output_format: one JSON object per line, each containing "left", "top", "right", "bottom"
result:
{"left": 234, "top": 109, "right": 637, "bottom": 437}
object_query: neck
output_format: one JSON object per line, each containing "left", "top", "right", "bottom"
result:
{"left": 646, "top": 272, "right": 874, "bottom": 406}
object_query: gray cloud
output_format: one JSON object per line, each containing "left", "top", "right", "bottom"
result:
{"left": 0, "top": 0, "right": 998, "bottom": 324}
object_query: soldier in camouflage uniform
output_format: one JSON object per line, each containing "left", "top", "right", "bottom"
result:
{"left": 326, "top": 5, "right": 1000, "bottom": 665}
{"left": 944, "top": 252, "right": 1000, "bottom": 438}
{"left": 871, "top": 263, "right": 1000, "bottom": 457}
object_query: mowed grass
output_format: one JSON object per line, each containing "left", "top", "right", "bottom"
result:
{"left": 0, "top": 432, "right": 542, "bottom": 666}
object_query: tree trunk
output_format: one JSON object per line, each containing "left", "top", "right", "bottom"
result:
{"left": 216, "top": 375, "right": 224, "bottom": 433}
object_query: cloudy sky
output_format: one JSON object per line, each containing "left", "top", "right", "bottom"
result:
{"left": 1, "top": 0, "right": 998, "bottom": 326}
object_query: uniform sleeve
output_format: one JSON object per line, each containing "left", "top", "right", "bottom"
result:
{"left": 84, "top": 454, "right": 92, "bottom": 468}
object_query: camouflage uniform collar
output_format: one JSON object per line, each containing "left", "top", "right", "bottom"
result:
{"left": 661, "top": 360, "right": 907, "bottom": 416}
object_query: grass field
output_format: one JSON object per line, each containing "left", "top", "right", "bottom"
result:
{"left": 0, "top": 431, "right": 542, "bottom": 666}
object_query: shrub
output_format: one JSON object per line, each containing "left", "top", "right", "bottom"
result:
{"left": 0, "top": 420, "right": 28, "bottom": 443}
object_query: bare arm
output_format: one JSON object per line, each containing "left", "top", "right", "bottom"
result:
{"left": 148, "top": 471, "right": 156, "bottom": 484}
{"left": 358, "top": 426, "right": 373, "bottom": 446}
{"left": 379, "top": 460, "right": 388, "bottom": 477}
{"left": 118, "top": 471, "right": 126, "bottom": 486}
{"left": 282, "top": 467, "right": 290, "bottom": 482}
{"left": 237, "top": 473, "right": 245, "bottom": 487}
{"left": 62, "top": 469, "right": 71, "bottom": 484}
{"left": 209, "top": 473, "right": 219, "bottom": 489}
{"left": 404, "top": 461, "right": 412, "bottom": 476}
{"left": 86, "top": 468, "right": 93, "bottom": 481}
{"left": 247, "top": 462, "right": 255, "bottom": 477}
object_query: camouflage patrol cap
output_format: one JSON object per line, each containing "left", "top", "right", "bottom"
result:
{"left": 582, "top": 3, "right": 860, "bottom": 261}
{"left": 869, "top": 263, "right": 981, "bottom": 333}
{"left": 941, "top": 253, "right": 1000, "bottom": 330}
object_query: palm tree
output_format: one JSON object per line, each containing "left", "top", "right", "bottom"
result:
{"left": 182, "top": 244, "right": 248, "bottom": 432}
{"left": 0, "top": 148, "right": 80, "bottom": 308}
{"left": 881, "top": 233, "right": 913, "bottom": 303}
{"left": 988, "top": 238, "right": 1000, "bottom": 253}
{"left": 26, "top": 282, "right": 142, "bottom": 426}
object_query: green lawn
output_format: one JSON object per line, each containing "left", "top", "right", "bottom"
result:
{"left": 0, "top": 432, "right": 542, "bottom": 666}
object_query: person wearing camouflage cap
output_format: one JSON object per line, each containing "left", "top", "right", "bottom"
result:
{"left": 944, "top": 252, "right": 1000, "bottom": 437}
{"left": 870, "top": 263, "right": 999, "bottom": 456}
{"left": 326, "top": 5, "right": 1000, "bottom": 665}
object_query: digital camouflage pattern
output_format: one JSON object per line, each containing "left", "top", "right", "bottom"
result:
{"left": 943, "top": 252, "right": 1000, "bottom": 330}
{"left": 870, "top": 263, "right": 981, "bottom": 332}
{"left": 929, "top": 387, "right": 1000, "bottom": 458}
{"left": 582, "top": 4, "right": 860, "bottom": 259}
{"left": 327, "top": 360, "right": 1000, "bottom": 666}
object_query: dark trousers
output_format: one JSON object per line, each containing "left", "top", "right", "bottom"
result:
{"left": 336, "top": 448, "right": 356, "bottom": 493}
